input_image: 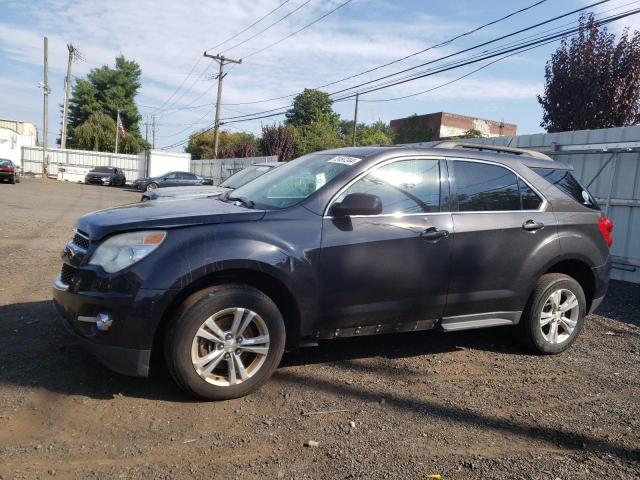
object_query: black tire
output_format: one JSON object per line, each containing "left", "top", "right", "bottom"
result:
{"left": 516, "top": 273, "right": 586, "bottom": 354}
{"left": 164, "top": 284, "right": 286, "bottom": 400}
{"left": 9, "top": 174, "right": 16, "bottom": 184}
{"left": 146, "top": 182, "right": 158, "bottom": 191}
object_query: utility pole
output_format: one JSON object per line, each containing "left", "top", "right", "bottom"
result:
{"left": 351, "top": 93, "right": 359, "bottom": 147}
{"left": 61, "top": 43, "right": 83, "bottom": 149}
{"left": 151, "top": 115, "right": 157, "bottom": 149}
{"left": 202, "top": 53, "right": 242, "bottom": 158}
{"left": 40, "top": 36, "right": 51, "bottom": 181}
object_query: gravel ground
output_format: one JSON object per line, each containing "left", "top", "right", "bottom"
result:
{"left": 0, "top": 178, "right": 639, "bottom": 480}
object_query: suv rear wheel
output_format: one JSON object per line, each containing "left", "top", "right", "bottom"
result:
{"left": 516, "top": 273, "right": 586, "bottom": 354}
{"left": 164, "top": 284, "right": 286, "bottom": 400}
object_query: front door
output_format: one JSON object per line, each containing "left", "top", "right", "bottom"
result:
{"left": 319, "top": 157, "right": 453, "bottom": 332}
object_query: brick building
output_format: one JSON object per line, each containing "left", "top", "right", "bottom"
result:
{"left": 390, "top": 111, "right": 517, "bottom": 140}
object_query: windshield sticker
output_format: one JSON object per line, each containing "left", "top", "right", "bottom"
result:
{"left": 315, "top": 173, "right": 327, "bottom": 189}
{"left": 328, "top": 155, "right": 361, "bottom": 166}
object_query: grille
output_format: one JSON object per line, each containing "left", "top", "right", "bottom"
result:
{"left": 72, "top": 231, "right": 90, "bottom": 250}
{"left": 60, "top": 263, "right": 76, "bottom": 285}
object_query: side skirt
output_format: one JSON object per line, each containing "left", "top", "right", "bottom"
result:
{"left": 440, "top": 311, "right": 522, "bottom": 332}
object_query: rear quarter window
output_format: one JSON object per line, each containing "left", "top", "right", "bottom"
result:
{"left": 531, "top": 167, "right": 599, "bottom": 210}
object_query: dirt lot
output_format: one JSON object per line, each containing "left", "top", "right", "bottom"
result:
{"left": 0, "top": 178, "right": 638, "bottom": 480}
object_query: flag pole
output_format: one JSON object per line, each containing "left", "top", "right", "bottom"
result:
{"left": 115, "top": 110, "right": 119, "bottom": 154}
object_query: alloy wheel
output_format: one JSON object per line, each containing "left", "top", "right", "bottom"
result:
{"left": 539, "top": 288, "right": 579, "bottom": 344}
{"left": 191, "top": 307, "right": 270, "bottom": 386}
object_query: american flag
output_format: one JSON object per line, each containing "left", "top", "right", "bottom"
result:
{"left": 116, "top": 112, "right": 126, "bottom": 138}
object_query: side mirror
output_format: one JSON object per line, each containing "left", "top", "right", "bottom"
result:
{"left": 332, "top": 193, "right": 382, "bottom": 217}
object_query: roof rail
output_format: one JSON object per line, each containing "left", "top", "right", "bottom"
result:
{"left": 431, "top": 141, "right": 553, "bottom": 161}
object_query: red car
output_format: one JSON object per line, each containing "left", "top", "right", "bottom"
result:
{"left": 0, "top": 159, "right": 20, "bottom": 184}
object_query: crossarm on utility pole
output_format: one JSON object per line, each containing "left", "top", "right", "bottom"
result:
{"left": 202, "top": 53, "right": 242, "bottom": 159}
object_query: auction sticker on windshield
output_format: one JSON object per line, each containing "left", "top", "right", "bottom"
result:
{"left": 327, "top": 155, "right": 361, "bottom": 166}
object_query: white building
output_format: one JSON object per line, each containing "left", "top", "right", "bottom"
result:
{"left": 0, "top": 119, "right": 38, "bottom": 168}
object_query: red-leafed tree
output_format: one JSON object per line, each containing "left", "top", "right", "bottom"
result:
{"left": 538, "top": 14, "right": 640, "bottom": 132}
{"left": 260, "top": 124, "right": 295, "bottom": 161}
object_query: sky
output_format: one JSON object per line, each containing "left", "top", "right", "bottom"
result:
{"left": 1, "top": 0, "right": 640, "bottom": 151}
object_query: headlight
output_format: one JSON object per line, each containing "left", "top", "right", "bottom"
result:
{"left": 89, "top": 230, "right": 166, "bottom": 273}
{"left": 102, "top": 176, "right": 110, "bottom": 181}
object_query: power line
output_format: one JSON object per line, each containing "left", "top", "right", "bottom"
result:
{"left": 220, "top": 0, "right": 556, "bottom": 105}
{"left": 220, "top": 0, "right": 314, "bottom": 55}
{"left": 160, "top": 2, "right": 638, "bottom": 149}
{"left": 220, "top": 6, "right": 640, "bottom": 125}
{"left": 241, "top": 0, "right": 354, "bottom": 60}
{"left": 205, "top": 0, "right": 293, "bottom": 52}
{"left": 151, "top": 1, "right": 294, "bottom": 114}
{"left": 215, "top": 0, "right": 617, "bottom": 123}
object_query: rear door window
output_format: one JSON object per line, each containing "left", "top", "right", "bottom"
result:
{"left": 531, "top": 168, "right": 599, "bottom": 210}
{"left": 453, "top": 161, "right": 520, "bottom": 211}
{"left": 519, "top": 178, "right": 543, "bottom": 210}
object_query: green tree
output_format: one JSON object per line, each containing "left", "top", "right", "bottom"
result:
{"left": 66, "top": 55, "right": 148, "bottom": 152}
{"left": 391, "top": 114, "right": 434, "bottom": 143}
{"left": 538, "top": 14, "right": 640, "bottom": 132}
{"left": 185, "top": 129, "right": 258, "bottom": 159}
{"left": 72, "top": 112, "right": 147, "bottom": 154}
{"left": 340, "top": 120, "right": 394, "bottom": 146}
{"left": 290, "top": 114, "right": 345, "bottom": 156}
{"left": 285, "top": 89, "right": 340, "bottom": 128}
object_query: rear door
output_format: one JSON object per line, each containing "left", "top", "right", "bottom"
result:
{"left": 319, "top": 157, "right": 453, "bottom": 332}
{"left": 444, "top": 159, "right": 559, "bottom": 324}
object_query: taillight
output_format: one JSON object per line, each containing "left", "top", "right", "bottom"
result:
{"left": 598, "top": 216, "right": 614, "bottom": 248}
{"left": 0, "top": 167, "right": 13, "bottom": 172}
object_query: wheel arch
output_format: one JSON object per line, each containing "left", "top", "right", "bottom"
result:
{"left": 151, "top": 267, "right": 302, "bottom": 368}
{"left": 544, "top": 258, "right": 595, "bottom": 312}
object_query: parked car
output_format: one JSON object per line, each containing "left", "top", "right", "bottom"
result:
{"left": 54, "top": 143, "right": 612, "bottom": 400}
{"left": 0, "top": 159, "right": 20, "bottom": 184}
{"left": 140, "top": 162, "right": 283, "bottom": 202}
{"left": 84, "top": 166, "right": 126, "bottom": 186}
{"left": 133, "top": 171, "right": 206, "bottom": 191}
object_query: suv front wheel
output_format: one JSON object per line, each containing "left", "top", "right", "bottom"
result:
{"left": 516, "top": 273, "right": 586, "bottom": 354}
{"left": 165, "top": 284, "right": 286, "bottom": 400}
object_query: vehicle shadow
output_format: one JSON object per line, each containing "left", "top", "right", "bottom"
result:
{"left": 0, "top": 283, "right": 636, "bottom": 404}
{"left": 0, "top": 300, "right": 523, "bottom": 404}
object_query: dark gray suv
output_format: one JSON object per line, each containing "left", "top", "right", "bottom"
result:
{"left": 53, "top": 142, "right": 612, "bottom": 400}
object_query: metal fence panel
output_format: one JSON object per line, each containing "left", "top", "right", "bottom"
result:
{"left": 456, "top": 126, "right": 640, "bottom": 283}
{"left": 191, "top": 156, "right": 278, "bottom": 185}
{"left": 21, "top": 146, "right": 144, "bottom": 180}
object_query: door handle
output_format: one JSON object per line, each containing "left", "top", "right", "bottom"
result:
{"left": 522, "top": 219, "right": 544, "bottom": 232}
{"left": 420, "top": 227, "right": 450, "bottom": 242}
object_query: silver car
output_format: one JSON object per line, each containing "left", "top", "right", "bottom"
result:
{"left": 140, "top": 162, "right": 283, "bottom": 202}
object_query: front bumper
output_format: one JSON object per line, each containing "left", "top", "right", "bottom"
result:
{"left": 54, "top": 300, "right": 151, "bottom": 376}
{"left": 52, "top": 273, "right": 171, "bottom": 377}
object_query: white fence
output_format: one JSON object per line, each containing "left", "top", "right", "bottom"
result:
{"left": 22, "top": 146, "right": 144, "bottom": 181}
{"left": 191, "top": 156, "right": 278, "bottom": 185}
{"left": 460, "top": 126, "right": 640, "bottom": 284}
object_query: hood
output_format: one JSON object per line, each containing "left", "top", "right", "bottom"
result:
{"left": 147, "top": 185, "right": 230, "bottom": 200}
{"left": 77, "top": 197, "right": 265, "bottom": 241}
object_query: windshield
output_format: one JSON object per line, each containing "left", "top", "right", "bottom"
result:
{"left": 0, "top": 160, "right": 11, "bottom": 167}
{"left": 230, "top": 153, "right": 363, "bottom": 209}
{"left": 220, "top": 164, "right": 274, "bottom": 189}
{"left": 92, "top": 166, "right": 114, "bottom": 173}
